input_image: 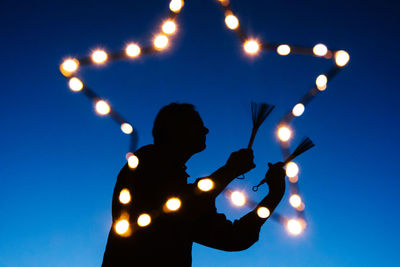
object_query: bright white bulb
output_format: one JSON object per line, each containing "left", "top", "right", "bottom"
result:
{"left": 127, "top": 154, "right": 139, "bottom": 169}
{"left": 197, "top": 178, "right": 214, "bottom": 192}
{"left": 277, "top": 126, "right": 292, "bottom": 142}
{"left": 68, "top": 77, "right": 83, "bottom": 92}
{"left": 166, "top": 197, "right": 181, "bottom": 211}
{"left": 257, "top": 207, "right": 270, "bottom": 219}
{"left": 169, "top": 0, "right": 184, "bottom": 13}
{"left": 125, "top": 43, "right": 141, "bottom": 58}
{"left": 95, "top": 100, "right": 110, "bottom": 115}
{"left": 277, "top": 44, "right": 291, "bottom": 56}
{"left": 316, "top": 74, "right": 328, "bottom": 91}
{"left": 292, "top": 103, "right": 305, "bottom": 117}
{"left": 287, "top": 219, "right": 304, "bottom": 235}
{"left": 313, "top": 43, "right": 328, "bottom": 57}
{"left": 91, "top": 50, "right": 108, "bottom": 64}
{"left": 115, "top": 219, "right": 130, "bottom": 235}
{"left": 243, "top": 40, "right": 260, "bottom": 55}
{"left": 162, "top": 20, "right": 176, "bottom": 35}
{"left": 119, "top": 188, "right": 131, "bottom": 204}
{"left": 154, "top": 34, "right": 169, "bottom": 50}
{"left": 225, "top": 14, "right": 239, "bottom": 30}
{"left": 137, "top": 213, "right": 151, "bottom": 227}
{"left": 231, "top": 191, "right": 246, "bottom": 207}
{"left": 286, "top": 162, "right": 299, "bottom": 178}
{"left": 121, "top": 123, "right": 133, "bottom": 134}
{"left": 289, "top": 194, "right": 302, "bottom": 208}
{"left": 61, "top": 58, "right": 79, "bottom": 76}
{"left": 335, "top": 50, "right": 350, "bottom": 67}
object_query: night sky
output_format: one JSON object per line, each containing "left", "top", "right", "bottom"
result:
{"left": 1, "top": 0, "right": 399, "bottom": 266}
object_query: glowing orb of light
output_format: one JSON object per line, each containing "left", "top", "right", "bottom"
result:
{"left": 169, "top": 0, "right": 184, "bottom": 13}
{"left": 286, "top": 162, "right": 299, "bottom": 178}
{"left": 121, "top": 123, "right": 133, "bottom": 135}
{"left": 197, "top": 178, "right": 214, "bottom": 192}
{"left": 125, "top": 43, "right": 141, "bottom": 58}
{"left": 68, "top": 77, "right": 83, "bottom": 92}
{"left": 292, "top": 103, "right": 305, "bottom": 117}
{"left": 277, "top": 126, "right": 292, "bottom": 142}
{"left": 225, "top": 14, "right": 239, "bottom": 30}
{"left": 289, "top": 194, "right": 302, "bottom": 208}
{"left": 287, "top": 219, "right": 305, "bottom": 236}
{"left": 95, "top": 100, "right": 110, "bottom": 115}
{"left": 243, "top": 40, "right": 260, "bottom": 55}
{"left": 313, "top": 43, "right": 328, "bottom": 57}
{"left": 335, "top": 50, "right": 350, "bottom": 67}
{"left": 230, "top": 191, "right": 246, "bottom": 207}
{"left": 315, "top": 74, "right": 328, "bottom": 91}
{"left": 166, "top": 197, "right": 181, "bottom": 212}
{"left": 115, "top": 219, "right": 130, "bottom": 235}
{"left": 153, "top": 34, "right": 169, "bottom": 50}
{"left": 119, "top": 188, "right": 131, "bottom": 204}
{"left": 91, "top": 49, "right": 108, "bottom": 64}
{"left": 162, "top": 20, "right": 177, "bottom": 35}
{"left": 257, "top": 206, "right": 270, "bottom": 219}
{"left": 127, "top": 154, "right": 139, "bottom": 169}
{"left": 277, "top": 44, "right": 291, "bottom": 56}
{"left": 60, "top": 58, "right": 79, "bottom": 76}
{"left": 137, "top": 213, "right": 151, "bottom": 227}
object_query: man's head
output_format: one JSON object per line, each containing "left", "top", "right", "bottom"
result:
{"left": 152, "top": 103, "right": 209, "bottom": 155}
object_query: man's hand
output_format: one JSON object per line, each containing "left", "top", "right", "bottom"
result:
{"left": 225, "top": 149, "right": 256, "bottom": 177}
{"left": 265, "top": 162, "right": 286, "bottom": 196}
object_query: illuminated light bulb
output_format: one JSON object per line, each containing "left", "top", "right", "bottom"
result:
{"left": 60, "top": 58, "right": 79, "bottom": 76}
{"left": 225, "top": 14, "right": 239, "bottom": 30}
{"left": 95, "top": 100, "right": 111, "bottom": 115}
{"left": 277, "top": 44, "right": 291, "bottom": 56}
{"left": 137, "top": 213, "right": 151, "bottom": 227}
{"left": 257, "top": 206, "right": 270, "bottom": 219}
{"left": 289, "top": 194, "right": 302, "bottom": 208}
{"left": 153, "top": 34, "right": 169, "bottom": 50}
{"left": 287, "top": 219, "right": 305, "bottom": 235}
{"left": 243, "top": 40, "right": 260, "bottom": 55}
{"left": 335, "top": 50, "right": 350, "bottom": 67}
{"left": 119, "top": 188, "right": 131, "bottom": 204}
{"left": 125, "top": 43, "right": 141, "bottom": 58}
{"left": 91, "top": 49, "right": 108, "bottom": 64}
{"left": 288, "top": 175, "right": 298, "bottom": 183}
{"left": 315, "top": 74, "right": 328, "bottom": 91}
{"left": 121, "top": 123, "right": 133, "bottom": 135}
{"left": 292, "top": 103, "right": 305, "bottom": 117}
{"left": 297, "top": 202, "right": 305, "bottom": 211}
{"left": 169, "top": 0, "right": 184, "bottom": 13}
{"left": 313, "top": 43, "right": 328, "bottom": 57}
{"left": 165, "top": 197, "right": 181, "bottom": 211}
{"left": 162, "top": 20, "right": 177, "bottom": 35}
{"left": 197, "top": 178, "right": 214, "bottom": 192}
{"left": 277, "top": 126, "right": 292, "bottom": 142}
{"left": 115, "top": 219, "right": 130, "bottom": 235}
{"left": 286, "top": 162, "right": 299, "bottom": 178}
{"left": 127, "top": 154, "right": 139, "bottom": 169}
{"left": 68, "top": 77, "right": 83, "bottom": 92}
{"left": 230, "top": 191, "right": 246, "bottom": 207}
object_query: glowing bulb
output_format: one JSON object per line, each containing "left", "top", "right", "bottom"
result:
{"left": 277, "top": 126, "right": 292, "bottom": 142}
{"left": 165, "top": 197, "right": 181, "bottom": 211}
{"left": 91, "top": 49, "right": 108, "bottom": 64}
{"left": 287, "top": 219, "right": 305, "bottom": 235}
{"left": 257, "top": 206, "right": 270, "bottom": 219}
{"left": 153, "top": 34, "right": 169, "bottom": 50}
{"left": 121, "top": 123, "right": 133, "bottom": 134}
{"left": 316, "top": 74, "right": 328, "bottom": 91}
{"left": 289, "top": 194, "right": 302, "bottom": 208}
{"left": 230, "top": 191, "right": 246, "bottom": 207}
{"left": 127, "top": 154, "right": 139, "bottom": 169}
{"left": 169, "top": 0, "right": 184, "bottom": 13}
{"left": 286, "top": 162, "right": 299, "bottom": 178}
{"left": 68, "top": 77, "right": 83, "bottom": 92}
{"left": 60, "top": 58, "right": 79, "bottom": 76}
{"left": 243, "top": 40, "right": 260, "bottom": 55}
{"left": 115, "top": 219, "right": 130, "bottom": 235}
{"left": 162, "top": 20, "right": 176, "bottom": 35}
{"left": 335, "top": 50, "right": 350, "bottom": 67}
{"left": 197, "top": 178, "right": 214, "bottom": 192}
{"left": 95, "top": 100, "right": 110, "bottom": 115}
{"left": 125, "top": 43, "right": 141, "bottom": 58}
{"left": 292, "top": 103, "right": 305, "bottom": 117}
{"left": 119, "top": 188, "right": 131, "bottom": 204}
{"left": 277, "top": 44, "right": 291, "bottom": 56}
{"left": 137, "top": 213, "right": 151, "bottom": 227}
{"left": 313, "top": 43, "right": 328, "bottom": 57}
{"left": 225, "top": 14, "right": 239, "bottom": 30}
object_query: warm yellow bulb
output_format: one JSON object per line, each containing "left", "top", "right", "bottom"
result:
{"left": 257, "top": 206, "right": 270, "bottom": 219}
{"left": 95, "top": 100, "right": 110, "bottom": 115}
{"left": 60, "top": 58, "right": 79, "bottom": 76}
{"left": 277, "top": 126, "right": 292, "bottom": 142}
{"left": 121, "top": 123, "right": 133, "bottom": 134}
{"left": 286, "top": 162, "right": 299, "bottom": 178}
{"left": 335, "top": 50, "right": 350, "bottom": 67}
{"left": 125, "top": 43, "right": 141, "bottom": 58}
{"left": 127, "top": 154, "right": 139, "bottom": 169}
{"left": 277, "top": 44, "right": 291, "bottom": 56}
{"left": 292, "top": 103, "right": 305, "bottom": 117}
{"left": 169, "top": 0, "right": 184, "bottom": 13}
{"left": 289, "top": 194, "right": 302, "bottom": 208}
{"left": 287, "top": 219, "right": 305, "bottom": 235}
{"left": 68, "top": 77, "right": 83, "bottom": 92}
{"left": 115, "top": 219, "right": 130, "bottom": 235}
{"left": 162, "top": 20, "right": 177, "bottom": 35}
{"left": 137, "top": 213, "right": 151, "bottom": 227}
{"left": 315, "top": 74, "right": 328, "bottom": 91}
{"left": 119, "top": 188, "right": 131, "bottom": 204}
{"left": 313, "top": 43, "right": 328, "bottom": 57}
{"left": 225, "top": 14, "right": 239, "bottom": 30}
{"left": 243, "top": 40, "right": 260, "bottom": 55}
{"left": 153, "top": 34, "right": 169, "bottom": 50}
{"left": 230, "top": 191, "right": 246, "bottom": 207}
{"left": 165, "top": 197, "right": 181, "bottom": 211}
{"left": 91, "top": 49, "right": 108, "bottom": 64}
{"left": 197, "top": 178, "right": 214, "bottom": 192}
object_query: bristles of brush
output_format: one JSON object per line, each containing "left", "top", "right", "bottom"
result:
{"left": 284, "top": 137, "right": 315, "bottom": 164}
{"left": 248, "top": 102, "right": 275, "bottom": 148}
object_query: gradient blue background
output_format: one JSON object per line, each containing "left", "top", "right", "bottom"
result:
{"left": 1, "top": 0, "right": 399, "bottom": 266}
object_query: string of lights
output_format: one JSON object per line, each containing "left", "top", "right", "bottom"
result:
{"left": 59, "top": 0, "right": 349, "bottom": 237}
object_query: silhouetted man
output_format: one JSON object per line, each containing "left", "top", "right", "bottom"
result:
{"left": 102, "top": 103, "right": 286, "bottom": 266}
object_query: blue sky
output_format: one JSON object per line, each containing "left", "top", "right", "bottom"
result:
{"left": 0, "top": 0, "right": 399, "bottom": 266}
